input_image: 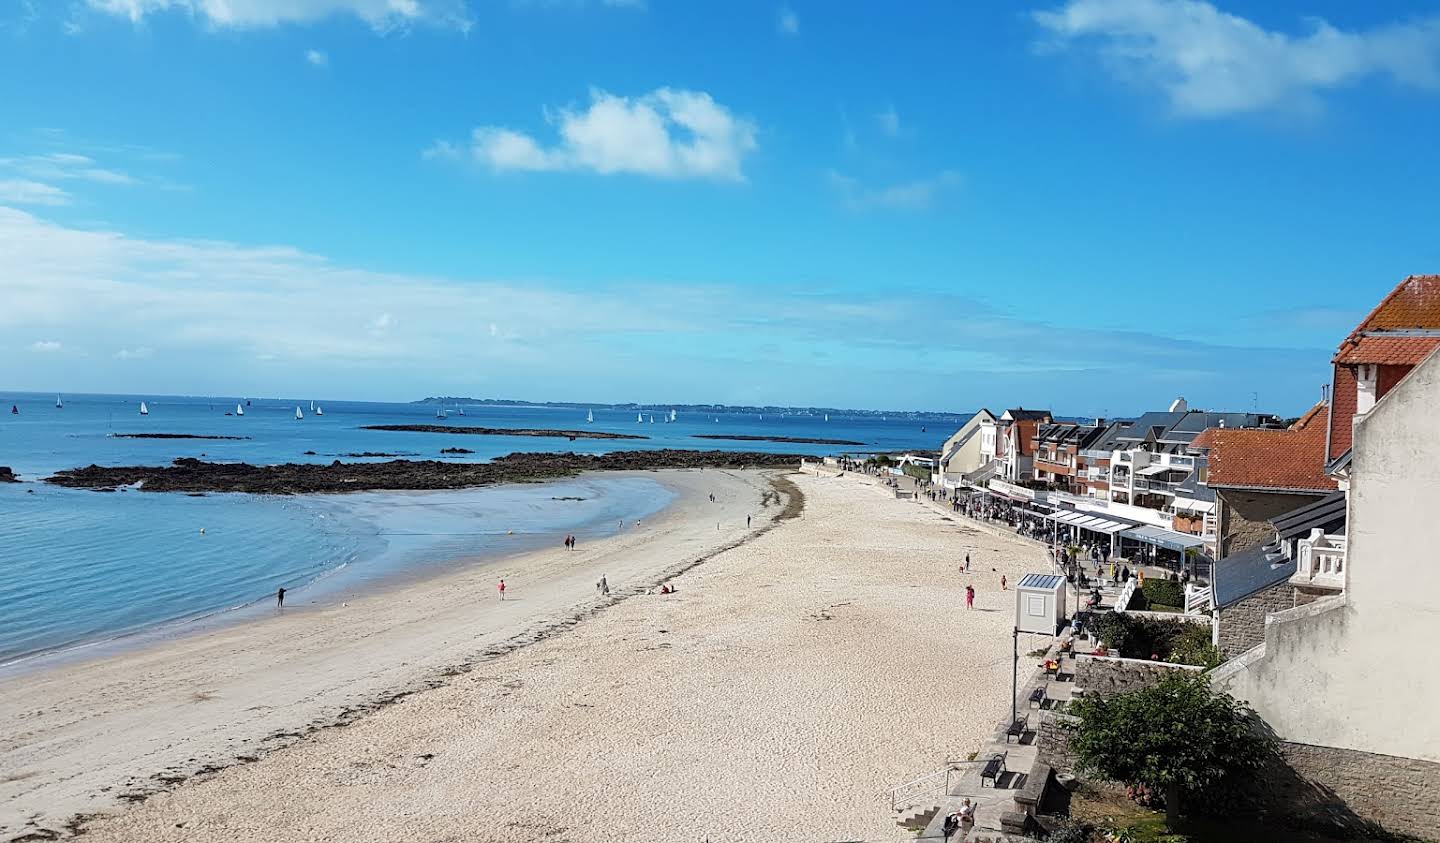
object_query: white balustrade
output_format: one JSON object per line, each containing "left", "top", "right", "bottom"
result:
{"left": 1291, "top": 529, "right": 1346, "bottom": 590}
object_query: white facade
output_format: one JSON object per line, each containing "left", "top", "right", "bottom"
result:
{"left": 1212, "top": 348, "right": 1440, "bottom": 762}
{"left": 1015, "top": 573, "right": 1066, "bottom": 635}
{"left": 936, "top": 409, "right": 996, "bottom": 483}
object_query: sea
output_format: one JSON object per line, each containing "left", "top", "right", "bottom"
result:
{"left": 0, "top": 392, "right": 950, "bottom": 668}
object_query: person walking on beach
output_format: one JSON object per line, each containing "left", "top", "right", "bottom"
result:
{"left": 498, "top": 579, "right": 506, "bottom": 600}
{"left": 965, "top": 552, "right": 971, "bottom": 571}
{"left": 747, "top": 514, "right": 752, "bottom": 528}
{"left": 965, "top": 584, "right": 975, "bottom": 609}
{"left": 276, "top": 586, "right": 286, "bottom": 608}
{"left": 1000, "top": 574, "right": 1008, "bottom": 591}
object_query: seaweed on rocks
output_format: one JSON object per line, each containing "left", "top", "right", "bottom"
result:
{"left": 362, "top": 424, "right": 646, "bottom": 441}
{"left": 45, "top": 451, "right": 806, "bottom": 494}
{"left": 692, "top": 434, "right": 867, "bottom": 446}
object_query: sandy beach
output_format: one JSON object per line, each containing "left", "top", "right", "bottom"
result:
{"left": 3, "top": 468, "right": 1049, "bottom": 842}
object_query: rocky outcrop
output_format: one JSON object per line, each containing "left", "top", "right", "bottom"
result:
{"left": 45, "top": 451, "right": 805, "bottom": 494}
{"left": 110, "top": 433, "right": 251, "bottom": 440}
{"left": 0, "top": 466, "right": 18, "bottom": 482}
{"left": 362, "top": 425, "right": 646, "bottom": 441}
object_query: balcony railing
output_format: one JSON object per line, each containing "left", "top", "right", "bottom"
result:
{"left": 1134, "top": 478, "right": 1181, "bottom": 493}
{"left": 1291, "top": 530, "right": 1346, "bottom": 591}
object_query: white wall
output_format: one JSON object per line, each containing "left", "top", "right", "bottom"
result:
{"left": 938, "top": 411, "right": 993, "bottom": 479}
{"left": 1214, "top": 348, "right": 1440, "bottom": 762}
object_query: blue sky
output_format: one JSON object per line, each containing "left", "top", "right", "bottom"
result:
{"left": 2, "top": 0, "right": 1439, "bottom": 416}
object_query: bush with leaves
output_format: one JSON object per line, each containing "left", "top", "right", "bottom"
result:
{"left": 1167, "top": 624, "right": 1222, "bottom": 669}
{"left": 1066, "top": 673, "right": 1277, "bottom": 828}
{"left": 1141, "top": 578, "right": 1184, "bottom": 609}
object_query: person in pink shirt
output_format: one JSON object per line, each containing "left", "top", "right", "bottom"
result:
{"left": 965, "top": 584, "right": 975, "bottom": 609}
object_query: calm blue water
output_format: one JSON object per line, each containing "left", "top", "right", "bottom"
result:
{"left": 0, "top": 392, "right": 948, "bottom": 666}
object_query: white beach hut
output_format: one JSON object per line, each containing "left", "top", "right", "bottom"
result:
{"left": 1014, "top": 573, "right": 1066, "bottom": 635}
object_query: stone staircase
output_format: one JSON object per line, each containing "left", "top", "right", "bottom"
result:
{"left": 895, "top": 802, "right": 942, "bottom": 832}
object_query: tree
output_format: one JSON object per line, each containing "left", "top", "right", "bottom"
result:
{"left": 1066, "top": 673, "right": 1276, "bottom": 829}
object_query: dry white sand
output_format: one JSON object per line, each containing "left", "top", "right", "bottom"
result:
{"left": 6, "top": 469, "right": 1050, "bottom": 842}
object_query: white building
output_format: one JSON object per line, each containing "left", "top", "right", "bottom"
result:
{"left": 934, "top": 408, "right": 995, "bottom": 487}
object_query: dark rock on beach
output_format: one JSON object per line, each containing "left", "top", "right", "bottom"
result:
{"left": 0, "top": 466, "right": 18, "bottom": 482}
{"left": 692, "top": 434, "right": 867, "bottom": 446}
{"left": 440, "top": 447, "right": 476, "bottom": 454}
{"left": 45, "top": 451, "right": 806, "bottom": 495}
{"left": 362, "top": 424, "right": 647, "bottom": 441}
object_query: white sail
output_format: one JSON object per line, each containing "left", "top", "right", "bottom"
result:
{"left": 56, "top": 394, "right": 63, "bottom": 408}
{"left": 649, "top": 415, "right": 655, "bottom": 424}
{"left": 436, "top": 408, "right": 447, "bottom": 419}
{"left": 139, "top": 401, "right": 149, "bottom": 415}
{"left": 310, "top": 400, "right": 315, "bottom": 412}
{"left": 316, "top": 406, "right": 324, "bottom": 416}
{"left": 824, "top": 414, "right": 829, "bottom": 422}
{"left": 669, "top": 409, "right": 676, "bottom": 422}
{"left": 236, "top": 404, "right": 244, "bottom": 416}
{"left": 637, "top": 413, "right": 643, "bottom": 423}
{"left": 295, "top": 406, "right": 304, "bottom": 420}
{"left": 587, "top": 409, "right": 594, "bottom": 423}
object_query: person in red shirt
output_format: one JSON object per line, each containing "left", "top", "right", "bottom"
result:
{"left": 498, "top": 579, "right": 506, "bottom": 600}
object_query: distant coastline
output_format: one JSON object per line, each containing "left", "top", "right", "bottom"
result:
{"left": 692, "top": 434, "right": 866, "bottom": 446}
{"left": 412, "top": 396, "right": 972, "bottom": 422}
{"left": 361, "top": 424, "right": 646, "bottom": 441}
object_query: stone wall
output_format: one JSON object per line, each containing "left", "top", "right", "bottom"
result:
{"left": 1262, "top": 742, "right": 1440, "bottom": 841}
{"left": 1217, "top": 488, "right": 1326, "bottom": 559}
{"left": 1035, "top": 713, "right": 1078, "bottom": 776}
{"left": 1215, "top": 580, "right": 1293, "bottom": 657}
{"left": 1072, "top": 654, "right": 1199, "bottom": 698}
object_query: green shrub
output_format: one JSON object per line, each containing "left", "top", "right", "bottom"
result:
{"left": 1142, "top": 579, "right": 1184, "bottom": 609}
{"left": 1167, "top": 624, "right": 1221, "bottom": 669}
{"left": 1043, "top": 817, "right": 1092, "bottom": 843}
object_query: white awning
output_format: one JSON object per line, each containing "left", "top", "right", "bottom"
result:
{"left": 1121, "top": 524, "right": 1206, "bottom": 551}
{"left": 1137, "top": 463, "right": 1182, "bottom": 476}
{"left": 1172, "top": 499, "right": 1216, "bottom": 514}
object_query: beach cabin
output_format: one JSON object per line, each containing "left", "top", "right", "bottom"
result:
{"left": 1015, "top": 573, "right": 1066, "bottom": 635}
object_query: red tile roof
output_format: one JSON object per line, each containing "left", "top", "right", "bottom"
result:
{"left": 1334, "top": 275, "right": 1440, "bottom": 365}
{"left": 1327, "top": 364, "right": 1356, "bottom": 463}
{"left": 1334, "top": 335, "right": 1440, "bottom": 366}
{"left": 1196, "top": 402, "right": 1337, "bottom": 493}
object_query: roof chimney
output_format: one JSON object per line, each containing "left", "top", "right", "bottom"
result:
{"left": 1219, "top": 418, "right": 1226, "bottom": 429}
{"left": 1321, "top": 383, "right": 1330, "bottom": 405}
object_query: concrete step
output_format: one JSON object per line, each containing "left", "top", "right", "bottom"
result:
{"left": 895, "top": 803, "right": 941, "bottom": 831}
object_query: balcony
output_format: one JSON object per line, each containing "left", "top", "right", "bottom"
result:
{"left": 1290, "top": 529, "right": 1346, "bottom": 591}
{"left": 1133, "top": 477, "right": 1180, "bottom": 493}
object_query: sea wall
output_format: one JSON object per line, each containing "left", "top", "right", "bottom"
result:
{"left": 1072, "top": 654, "right": 1200, "bottom": 698}
{"left": 1215, "top": 579, "right": 1292, "bottom": 657}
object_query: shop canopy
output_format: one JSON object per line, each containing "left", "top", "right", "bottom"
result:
{"left": 1046, "top": 510, "right": 1133, "bottom": 535}
{"left": 1120, "top": 524, "right": 1206, "bottom": 552}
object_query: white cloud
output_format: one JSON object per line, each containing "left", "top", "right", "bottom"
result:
{"left": 777, "top": 5, "right": 798, "bottom": 35}
{"left": 1033, "top": 0, "right": 1440, "bottom": 117}
{"left": 305, "top": 48, "right": 328, "bottom": 66}
{"left": 876, "top": 106, "right": 901, "bottom": 137}
{"left": 30, "top": 340, "right": 63, "bottom": 352}
{"left": 0, "top": 153, "right": 136, "bottom": 186}
{"left": 114, "top": 346, "right": 154, "bottom": 359}
{"left": 85, "top": 0, "right": 472, "bottom": 33}
{"left": 827, "top": 169, "right": 961, "bottom": 211}
{"left": 0, "top": 180, "right": 71, "bottom": 206}
{"left": 437, "top": 87, "right": 758, "bottom": 181}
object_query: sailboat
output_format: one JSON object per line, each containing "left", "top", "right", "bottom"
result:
{"left": 586, "top": 409, "right": 594, "bottom": 424}
{"left": 824, "top": 414, "right": 829, "bottom": 422}
{"left": 436, "top": 408, "right": 448, "bottom": 419}
{"left": 295, "top": 406, "right": 304, "bottom": 420}
{"left": 454, "top": 405, "right": 464, "bottom": 416}
{"left": 315, "top": 406, "right": 324, "bottom": 416}
{"left": 56, "top": 394, "right": 63, "bottom": 409}
{"left": 236, "top": 403, "right": 245, "bottom": 416}
{"left": 139, "top": 401, "right": 149, "bottom": 416}
{"left": 669, "top": 409, "right": 677, "bottom": 423}
{"left": 649, "top": 415, "right": 655, "bottom": 424}
{"left": 9, "top": 404, "right": 17, "bottom": 415}
{"left": 636, "top": 413, "right": 643, "bottom": 423}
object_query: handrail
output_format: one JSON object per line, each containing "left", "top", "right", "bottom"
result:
{"left": 1114, "top": 578, "right": 1138, "bottom": 612}
{"left": 886, "top": 763, "right": 962, "bottom": 811}
{"left": 1184, "top": 583, "right": 1213, "bottom": 615}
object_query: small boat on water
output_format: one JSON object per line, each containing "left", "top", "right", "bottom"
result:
{"left": 316, "top": 406, "right": 324, "bottom": 416}
{"left": 56, "top": 395, "right": 63, "bottom": 409}
{"left": 10, "top": 404, "right": 17, "bottom": 415}
{"left": 295, "top": 406, "right": 304, "bottom": 420}
{"left": 636, "top": 413, "right": 643, "bottom": 423}
{"left": 649, "top": 415, "right": 655, "bottom": 424}
{"left": 139, "top": 401, "right": 149, "bottom": 416}
{"left": 310, "top": 400, "right": 316, "bottom": 413}
{"left": 436, "top": 408, "right": 448, "bottom": 419}
{"left": 455, "top": 406, "right": 464, "bottom": 416}
{"left": 236, "top": 403, "right": 244, "bottom": 416}
{"left": 586, "top": 409, "right": 594, "bottom": 423}
{"left": 669, "top": 409, "right": 677, "bottom": 423}
{"left": 824, "top": 414, "right": 829, "bottom": 422}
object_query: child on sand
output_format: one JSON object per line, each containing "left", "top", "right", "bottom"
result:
{"left": 498, "top": 579, "right": 506, "bottom": 600}
{"left": 965, "top": 585, "right": 975, "bottom": 609}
